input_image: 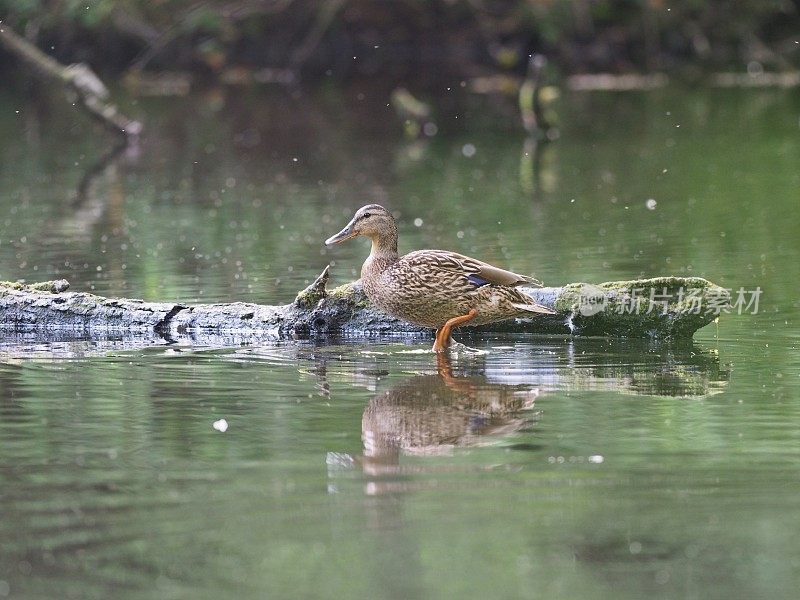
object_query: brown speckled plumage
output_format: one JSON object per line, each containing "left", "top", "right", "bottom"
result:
{"left": 326, "top": 204, "right": 555, "bottom": 347}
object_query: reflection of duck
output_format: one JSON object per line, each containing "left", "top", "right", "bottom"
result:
{"left": 362, "top": 355, "right": 539, "bottom": 460}
{"left": 322, "top": 341, "right": 728, "bottom": 494}
{"left": 325, "top": 204, "right": 554, "bottom": 352}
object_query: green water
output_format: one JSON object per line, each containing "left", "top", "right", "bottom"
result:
{"left": 1, "top": 86, "right": 799, "bottom": 599}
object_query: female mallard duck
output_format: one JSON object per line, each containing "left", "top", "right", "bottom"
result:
{"left": 325, "top": 204, "right": 555, "bottom": 352}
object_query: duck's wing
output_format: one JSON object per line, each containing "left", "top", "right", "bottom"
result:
{"left": 402, "top": 250, "right": 542, "bottom": 288}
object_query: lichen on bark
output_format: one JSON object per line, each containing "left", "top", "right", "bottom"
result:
{"left": 1, "top": 273, "right": 729, "bottom": 342}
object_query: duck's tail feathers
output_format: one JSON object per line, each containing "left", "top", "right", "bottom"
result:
{"left": 513, "top": 302, "right": 557, "bottom": 315}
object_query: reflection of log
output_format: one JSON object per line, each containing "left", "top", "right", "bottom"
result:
{"left": 360, "top": 337, "right": 728, "bottom": 462}
{"left": 342, "top": 344, "right": 728, "bottom": 483}
{"left": 1, "top": 269, "right": 729, "bottom": 341}
{"left": 0, "top": 24, "right": 141, "bottom": 139}
{"left": 0, "top": 332, "right": 729, "bottom": 399}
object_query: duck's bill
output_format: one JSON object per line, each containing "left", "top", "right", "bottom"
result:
{"left": 325, "top": 224, "right": 357, "bottom": 245}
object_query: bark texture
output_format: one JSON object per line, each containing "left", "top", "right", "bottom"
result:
{"left": 1, "top": 269, "right": 729, "bottom": 343}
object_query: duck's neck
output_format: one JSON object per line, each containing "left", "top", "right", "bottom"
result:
{"left": 361, "top": 233, "right": 399, "bottom": 281}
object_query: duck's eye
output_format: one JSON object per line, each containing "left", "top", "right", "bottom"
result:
{"left": 362, "top": 212, "right": 371, "bottom": 219}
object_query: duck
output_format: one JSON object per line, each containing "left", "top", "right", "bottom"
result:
{"left": 325, "top": 204, "right": 556, "bottom": 352}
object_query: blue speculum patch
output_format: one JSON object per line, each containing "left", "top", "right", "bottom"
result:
{"left": 467, "top": 274, "right": 491, "bottom": 287}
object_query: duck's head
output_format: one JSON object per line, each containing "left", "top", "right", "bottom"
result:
{"left": 325, "top": 204, "right": 397, "bottom": 247}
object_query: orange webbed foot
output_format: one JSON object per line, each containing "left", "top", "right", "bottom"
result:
{"left": 431, "top": 309, "right": 478, "bottom": 353}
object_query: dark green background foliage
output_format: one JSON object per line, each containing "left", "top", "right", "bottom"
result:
{"left": 1, "top": 0, "right": 798, "bottom": 81}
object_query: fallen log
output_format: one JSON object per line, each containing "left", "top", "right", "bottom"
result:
{"left": 0, "top": 269, "right": 729, "bottom": 343}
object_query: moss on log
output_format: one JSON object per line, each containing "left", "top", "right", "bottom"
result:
{"left": 1, "top": 270, "right": 729, "bottom": 342}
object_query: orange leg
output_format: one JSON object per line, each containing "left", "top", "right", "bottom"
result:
{"left": 432, "top": 309, "right": 478, "bottom": 353}
{"left": 436, "top": 352, "right": 454, "bottom": 379}
{"left": 435, "top": 352, "right": 469, "bottom": 391}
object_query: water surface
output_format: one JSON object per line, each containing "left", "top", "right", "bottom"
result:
{"left": 1, "top": 86, "right": 799, "bottom": 599}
